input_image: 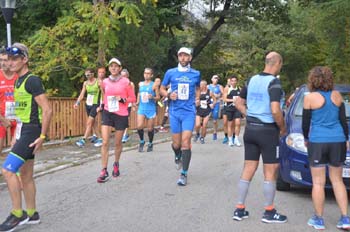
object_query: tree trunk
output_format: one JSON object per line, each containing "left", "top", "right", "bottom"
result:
{"left": 95, "top": 0, "right": 107, "bottom": 66}
{"left": 192, "top": 0, "right": 232, "bottom": 60}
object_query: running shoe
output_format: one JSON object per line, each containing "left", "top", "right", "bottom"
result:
{"left": 175, "top": 155, "right": 182, "bottom": 170}
{"left": 26, "top": 211, "right": 40, "bottom": 225}
{"left": 222, "top": 137, "right": 228, "bottom": 144}
{"left": 147, "top": 143, "right": 153, "bottom": 152}
{"left": 307, "top": 215, "right": 325, "bottom": 230}
{"left": 159, "top": 127, "right": 168, "bottom": 133}
{"left": 0, "top": 211, "right": 29, "bottom": 232}
{"left": 200, "top": 137, "right": 205, "bottom": 144}
{"left": 213, "top": 133, "right": 217, "bottom": 140}
{"left": 89, "top": 135, "right": 98, "bottom": 143}
{"left": 228, "top": 138, "right": 234, "bottom": 147}
{"left": 138, "top": 141, "right": 145, "bottom": 152}
{"left": 112, "top": 162, "right": 120, "bottom": 177}
{"left": 261, "top": 209, "right": 287, "bottom": 223}
{"left": 193, "top": 134, "right": 200, "bottom": 142}
{"left": 122, "top": 134, "right": 129, "bottom": 143}
{"left": 234, "top": 138, "right": 242, "bottom": 147}
{"left": 177, "top": 174, "right": 187, "bottom": 186}
{"left": 75, "top": 138, "right": 86, "bottom": 148}
{"left": 232, "top": 208, "right": 249, "bottom": 221}
{"left": 337, "top": 215, "right": 350, "bottom": 230}
{"left": 93, "top": 138, "right": 103, "bottom": 147}
{"left": 97, "top": 169, "right": 110, "bottom": 183}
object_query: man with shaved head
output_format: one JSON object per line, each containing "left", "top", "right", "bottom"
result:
{"left": 232, "top": 51, "right": 287, "bottom": 223}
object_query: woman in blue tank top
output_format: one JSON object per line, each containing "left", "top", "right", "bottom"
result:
{"left": 302, "top": 66, "right": 349, "bottom": 230}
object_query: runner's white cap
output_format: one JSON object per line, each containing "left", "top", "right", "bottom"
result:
{"left": 108, "top": 58, "right": 122, "bottom": 66}
{"left": 177, "top": 47, "right": 192, "bottom": 56}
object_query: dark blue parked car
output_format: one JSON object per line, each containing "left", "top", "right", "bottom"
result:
{"left": 277, "top": 84, "right": 350, "bottom": 191}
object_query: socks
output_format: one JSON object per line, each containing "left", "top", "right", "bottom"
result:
{"left": 148, "top": 130, "right": 154, "bottom": 143}
{"left": 11, "top": 209, "right": 23, "bottom": 218}
{"left": 181, "top": 149, "right": 192, "bottom": 173}
{"left": 26, "top": 209, "right": 36, "bottom": 217}
{"left": 172, "top": 144, "right": 181, "bottom": 159}
{"left": 236, "top": 179, "right": 250, "bottom": 207}
{"left": 224, "top": 133, "right": 228, "bottom": 138}
{"left": 263, "top": 181, "right": 276, "bottom": 210}
{"left": 137, "top": 129, "right": 144, "bottom": 141}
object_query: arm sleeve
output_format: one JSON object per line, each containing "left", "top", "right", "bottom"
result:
{"left": 268, "top": 78, "right": 282, "bottom": 102}
{"left": 339, "top": 103, "right": 349, "bottom": 139}
{"left": 25, "top": 76, "right": 45, "bottom": 97}
{"left": 302, "top": 108, "right": 311, "bottom": 140}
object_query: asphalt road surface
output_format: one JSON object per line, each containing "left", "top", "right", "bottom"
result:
{"left": 0, "top": 134, "right": 348, "bottom": 232}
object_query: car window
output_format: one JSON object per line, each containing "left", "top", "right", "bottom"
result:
{"left": 294, "top": 91, "right": 350, "bottom": 119}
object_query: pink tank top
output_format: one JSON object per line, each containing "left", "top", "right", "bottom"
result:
{"left": 102, "top": 77, "right": 136, "bottom": 116}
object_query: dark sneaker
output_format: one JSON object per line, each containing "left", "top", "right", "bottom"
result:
{"left": 193, "top": 134, "right": 200, "bottom": 142}
{"left": 261, "top": 209, "right": 287, "bottom": 223}
{"left": 175, "top": 155, "right": 182, "bottom": 170}
{"left": 121, "top": 134, "right": 129, "bottom": 143}
{"left": 222, "top": 137, "right": 228, "bottom": 144}
{"left": 93, "top": 138, "right": 103, "bottom": 147}
{"left": 213, "top": 133, "right": 217, "bottom": 140}
{"left": 97, "top": 169, "right": 110, "bottom": 183}
{"left": 200, "top": 137, "right": 205, "bottom": 144}
{"left": 233, "top": 208, "right": 249, "bottom": 221}
{"left": 112, "top": 162, "right": 120, "bottom": 178}
{"left": 0, "top": 211, "right": 29, "bottom": 232}
{"left": 27, "top": 212, "right": 40, "bottom": 225}
{"left": 138, "top": 141, "right": 145, "bottom": 152}
{"left": 177, "top": 174, "right": 187, "bottom": 186}
{"left": 147, "top": 143, "right": 153, "bottom": 152}
{"left": 337, "top": 215, "right": 350, "bottom": 230}
{"left": 308, "top": 215, "right": 325, "bottom": 230}
{"left": 89, "top": 135, "right": 98, "bottom": 143}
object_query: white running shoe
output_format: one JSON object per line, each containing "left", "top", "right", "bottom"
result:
{"left": 234, "top": 138, "right": 241, "bottom": 147}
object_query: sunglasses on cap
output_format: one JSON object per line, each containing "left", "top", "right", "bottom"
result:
{"left": 6, "top": 47, "right": 27, "bottom": 57}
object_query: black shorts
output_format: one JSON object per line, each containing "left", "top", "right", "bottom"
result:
{"left": 243, "top": 121, "right": 280, "bottom": 164}
{"left": 307, "top": 142, "right": 346, "bottom": 167}
{"left": 11, "top": 124, "right": 41, "bottom": 160}
{"left": 226, "top": 107, "right": 242, "bottom": 121}
{"left": 85, "top": 104, "right": 98, "bottom": 118}
{"left": 196, "top": 107, "right": 211, "bottom": 118}
{"left": 222, "top": 106, "right": 227, "bottom": 115}
{"left": 101, "top": 110, "right": 128, "bottom": 131}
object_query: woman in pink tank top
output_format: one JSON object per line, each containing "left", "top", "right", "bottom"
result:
{"left": 96, "top": 58, "right": 136, "bottom": 183}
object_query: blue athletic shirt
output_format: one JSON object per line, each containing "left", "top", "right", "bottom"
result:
{"left": 162, "top": 67, "right": 201, "bottom": 113}
{"left": 208, "top": 84, "right": 222, "bottom": 106}
{"left": 240, "top": 72, "right": 282, "bottom": 123}
{"left": 309, "top": 91, "right": 346, "bottom": 143}
{"left": 138, "top": 81, "right": 156, "bottom": 112}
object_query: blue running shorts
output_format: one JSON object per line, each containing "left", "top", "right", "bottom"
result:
{"left": 169, "top": 109, "right": 195, "bottom": 134}
{"left": 211, "top": 103, "right": 220, "bottom": 120}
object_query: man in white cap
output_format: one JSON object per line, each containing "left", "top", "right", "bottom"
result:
{"left": 160, "top": 47, "right": 201, "bottom": 186}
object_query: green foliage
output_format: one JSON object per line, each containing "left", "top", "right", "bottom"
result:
{"left": 27, "top": 0, "right": 145, "bottom": 96}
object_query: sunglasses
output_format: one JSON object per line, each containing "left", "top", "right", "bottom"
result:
{"left": 85, "top": 73, "right": 93, "bottom": 77}
{"left": 6, "top": 47, "right": 27, "bottom": 57}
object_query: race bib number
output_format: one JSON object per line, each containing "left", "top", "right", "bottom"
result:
{"left": 15, "top": 121, "right": 22, "bottom": 140}
{"left": 232, "top": 96, "right": 238, "bottom": 106}
{"left": 107, "top": 96, "right": 119, "bottom": 112}
{"left": 178, "top": 83, "right": 189, "bottom": 100}
{"left": 200, "top": 100, "right": 208, "bottom": 109}
{"left": 86, "top": 94, "right": 94, "bottom": 106}
{"left": 5, "top": 101, "right": 16, "bottom": 119}
{"left": 141, "top": 92, "right": 149, "bottom": 103}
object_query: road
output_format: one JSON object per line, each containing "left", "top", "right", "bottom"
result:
{"left": 0, "top": 134, "right": 347, "bottom": 232}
